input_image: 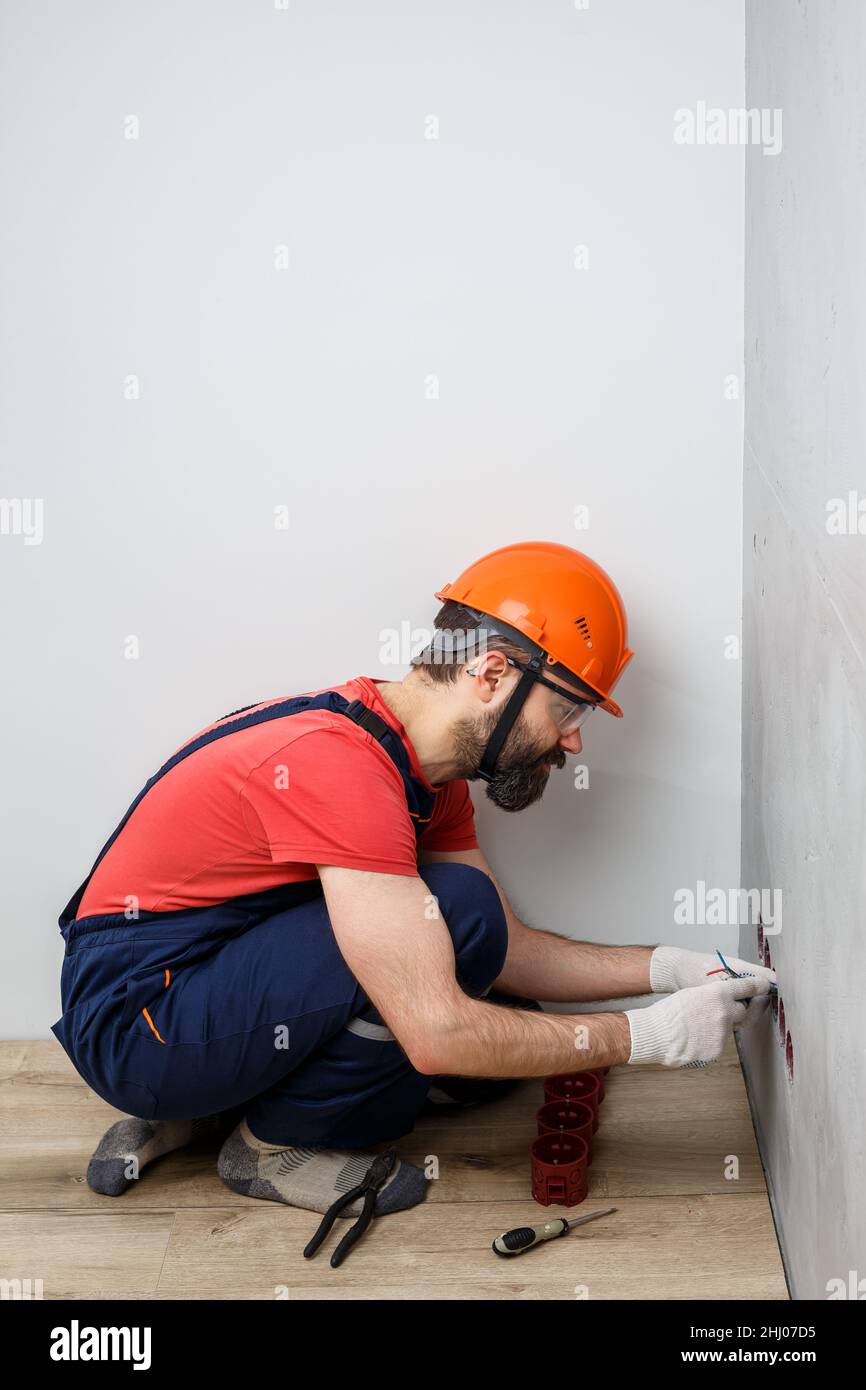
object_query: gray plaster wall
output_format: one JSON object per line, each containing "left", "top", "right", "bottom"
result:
{"left": 741, "top": 0, "right": 866, "bottom": 1301}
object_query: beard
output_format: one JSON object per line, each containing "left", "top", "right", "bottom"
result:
{"left": 451, "top": 708, "right": 566, "bottom": 812}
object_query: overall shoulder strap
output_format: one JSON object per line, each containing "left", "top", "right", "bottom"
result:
{"left": 341, "top": 699, "right": 438, "bottom": 835}
{"left": 58, "top": 690, "right": 415, "bottom": 925}
{"left": 341, "top": 698, "right": 393, "bottom": 743}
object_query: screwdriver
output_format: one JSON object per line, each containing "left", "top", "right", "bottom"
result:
{"left": 492, "top": 1206, "right": 617, "bottom": 1257}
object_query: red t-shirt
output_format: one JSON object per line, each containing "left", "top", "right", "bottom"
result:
{"left": 76, "top": 677, "right": 478, "bottom": 918}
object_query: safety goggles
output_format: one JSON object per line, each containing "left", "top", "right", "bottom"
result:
{"left": 504, "top": 657, "right": 597, "bottom": 734}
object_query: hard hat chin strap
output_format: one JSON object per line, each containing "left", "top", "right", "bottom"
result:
{"left": 472, "top": 654, "right": 544, "bottom": 783}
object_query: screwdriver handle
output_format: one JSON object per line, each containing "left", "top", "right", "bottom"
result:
{"left": 492, "top": 1219, "right": 570, "bottom": 1257}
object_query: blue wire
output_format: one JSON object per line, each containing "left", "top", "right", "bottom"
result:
{"left": 716, "top": 948, "right": 742, "bottom": 977}
{"left": 688, "top": 947, "right": 776, "bottom": 1068}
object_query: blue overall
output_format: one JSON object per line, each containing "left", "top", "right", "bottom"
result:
{"left": 50, "top": 690, "right": 510, "bottom": 1146}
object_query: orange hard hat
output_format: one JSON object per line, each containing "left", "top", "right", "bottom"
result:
{"left": 434, "top": 540, "right": 634, "bottom": 717}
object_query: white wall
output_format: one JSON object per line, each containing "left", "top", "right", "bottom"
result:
{"left": 740, "top": 0, "right": 866, "bottom": 1301}
{"left": 0, "top": 0, "right": 744, "bottom": 1038}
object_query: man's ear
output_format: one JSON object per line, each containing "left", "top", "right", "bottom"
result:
{"left": 466, "top": 655, "right": 511, "bottom": 702}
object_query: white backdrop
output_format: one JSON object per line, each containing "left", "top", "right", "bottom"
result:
{"left": 0, "top": 0, "right": 744, "bottom": 1037}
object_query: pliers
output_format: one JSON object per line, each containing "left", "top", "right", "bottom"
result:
{"left": 303, "top": 1146, "right": 398, "bottom": 1268}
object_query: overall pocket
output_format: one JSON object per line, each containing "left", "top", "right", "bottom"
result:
{"left": 117, "top": 918, "right": 257, "bottom": 1042}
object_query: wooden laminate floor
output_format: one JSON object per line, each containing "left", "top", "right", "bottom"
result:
{"left": 0, "top": 1038, "right": 788, "bottom": 1300}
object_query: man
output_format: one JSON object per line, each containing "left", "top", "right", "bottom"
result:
{"left": 51, "top": 540, "right": 774, "bottom": 1224}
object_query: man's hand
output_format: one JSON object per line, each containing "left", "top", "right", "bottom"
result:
{"left": 650, "top": 945, "right": 776, "bottom": 993}
{"left": 626, "top": 974, "right": 773, "bottom": 1067}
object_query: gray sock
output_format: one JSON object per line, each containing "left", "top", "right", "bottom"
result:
{"left": 87, "top": 1115, "right": 220, "bottom": 1195}
{"left": 217, "top": 1118, "right": 428, "bottom": 1217}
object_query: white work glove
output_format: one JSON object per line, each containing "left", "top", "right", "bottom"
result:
{"left": 625, "top": 975, "right": 773, "bottom": 1068}
{"left": 650, "top": 945, "right": 776, "bottom": 993}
